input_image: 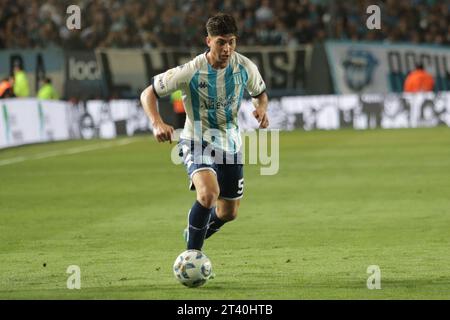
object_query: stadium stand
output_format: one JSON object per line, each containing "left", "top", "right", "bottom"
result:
{"left": 0, "top": 0, "right": 449, "bottom": 49}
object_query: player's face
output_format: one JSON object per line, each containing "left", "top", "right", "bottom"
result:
{"left": 207, "top": 34, "right": 236, "bottom": 67}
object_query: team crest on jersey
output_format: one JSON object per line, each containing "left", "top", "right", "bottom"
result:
{"left": 233, "top": 73, "right": 242, "bottom": 85}
{"left": 199, "top": 82, "right": 207, "bottom": 89}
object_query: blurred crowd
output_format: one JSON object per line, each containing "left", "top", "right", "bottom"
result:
{"left": 0, "top": 0, "right": 449, "bottom": 50}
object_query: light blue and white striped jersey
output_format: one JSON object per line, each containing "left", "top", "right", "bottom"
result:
{"left": 152, "top": 51, "right": 266, "bottom": 153}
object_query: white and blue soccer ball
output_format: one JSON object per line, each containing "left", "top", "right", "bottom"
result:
{"left": 173, "top": 250, "right": 212, "bottom": 288}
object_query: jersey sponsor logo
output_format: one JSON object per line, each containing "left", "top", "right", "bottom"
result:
{"left": 198, "top": 82, "right": 207, "bottom": 89}
{"left": 201, "top": 96, "right": 237, "bottom": 111}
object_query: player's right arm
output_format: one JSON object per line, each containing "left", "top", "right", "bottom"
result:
{"left": 141, "top": 64, "right": 193, "bottom": 143}
{"left": 140, "top": 84, "right": 174, "bottom": 143}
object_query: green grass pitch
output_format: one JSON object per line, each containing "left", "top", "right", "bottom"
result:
{"left": 1, "top": 127, "right": 449, "bottom": 299}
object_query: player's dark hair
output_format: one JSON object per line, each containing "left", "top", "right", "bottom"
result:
{"left": 206, "top": 13, "right": 238, "bottom": 37}
{"left": 416, "top": 63, "right": 424, "bottom": 69}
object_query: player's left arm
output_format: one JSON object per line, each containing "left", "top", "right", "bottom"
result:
{"left": 246, "top": 60, "right": 269, "bottom": 129}
{"left": 252, "top": 92, "right": 269, "bottom": 129}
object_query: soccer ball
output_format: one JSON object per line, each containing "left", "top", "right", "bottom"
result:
{"left": 173, "top": 250, "right": 212, "bottom": 288}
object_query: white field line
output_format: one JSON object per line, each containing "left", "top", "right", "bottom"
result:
{"left": 0, "top": 139, "right": 136, "bottom": 167}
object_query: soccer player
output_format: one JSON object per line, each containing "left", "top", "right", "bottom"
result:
{"left": 140, "top": 13, "right": 269, "bottom": 252}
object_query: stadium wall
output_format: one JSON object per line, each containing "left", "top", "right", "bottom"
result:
{"left": 239, "top": 92, "right": 450, "bottom": 131}
{"left": 2, "top": 42, "right": 449, "bottom": 99}
{"left": 1, "top": 92, "right": 449, "bottom": 149}
{"left": 325, "top": 41, "right": 450, "bottom": 94}
{"left": 65, "top": 51, "right": 106, "bottom": 100}
{"left": 0, "top": 46, "right": 315, "bottom": 99}
{"left": 0, "top": 49, "right": 65, "bottom": 97}
{"left": 95, "top": 45, "right": 313, "bottom": 98}
{"left": 0, "top": 99, "right": 151, "bottom": 149}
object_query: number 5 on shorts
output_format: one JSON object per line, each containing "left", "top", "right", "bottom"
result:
{"left": 237, "top": 178, "right": 244, "bottom": 195}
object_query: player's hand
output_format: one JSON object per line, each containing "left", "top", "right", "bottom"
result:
{"left": 152, "top": 121, "right": 174, "bottom": 143}
{"left": 253, "top": 108, "right": 269, "bottom": 129}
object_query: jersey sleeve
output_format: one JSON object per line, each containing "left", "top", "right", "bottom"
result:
{"left": 152, "top": 64, "right": 192, "bottom": 98}
{"left": 245, "top": 61, "right": 266, "bottom": 98}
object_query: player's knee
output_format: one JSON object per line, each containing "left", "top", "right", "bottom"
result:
{"left": 220, "top": 205, "right": 239, "bottom": 221}
{"left": 224, "top": 209, "right": 238, "bottom": 221}
{"left": 197, "top": 188, "right": 219, "bottom": 209}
